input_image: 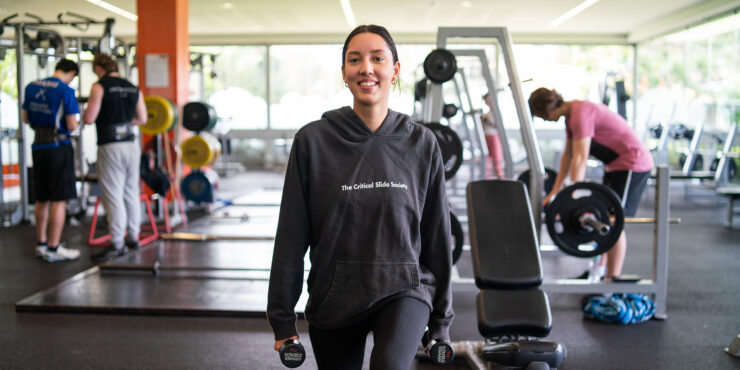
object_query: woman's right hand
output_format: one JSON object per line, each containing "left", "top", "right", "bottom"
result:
{"left": 274, "top": 336, "right": 299, "bottom": 352}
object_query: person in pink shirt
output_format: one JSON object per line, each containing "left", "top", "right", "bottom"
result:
{"left": 528, "top": 87, "right": 654, "bottom": 280}
{"left": 481, "top": 92, "right": 505, "bottom": 179}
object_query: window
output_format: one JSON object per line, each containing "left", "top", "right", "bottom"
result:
{"left": 196, "top": 45, "right": 268, "bottom": 129}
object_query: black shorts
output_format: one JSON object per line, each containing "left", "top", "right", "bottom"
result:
{"left": 32, "top": 144, "right": 77, "bottom": 202}
{"left": 603, "top": 170, "right": 650, "bottom": 217}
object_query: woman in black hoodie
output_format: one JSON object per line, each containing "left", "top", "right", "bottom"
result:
{"left": 268, "top": 25, "right": 454, "bottom": 369}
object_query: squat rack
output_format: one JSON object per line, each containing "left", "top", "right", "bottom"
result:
{"left": 424, "top": 27, "right": 546, "bottom": 228}
{"left": 0, "top": 13, "right": 118, "bottom": 225}
{"left": 430, "top": 27, "right": 673, "bottom": 319}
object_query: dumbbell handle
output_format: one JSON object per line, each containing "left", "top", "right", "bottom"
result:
{"left": 279, "top": 339, "right": 306, "bottom": 368}
{"left": 579, "top": 213, "right": 610, "bottom": 236}
{"left": 426, "top": 338, "right": 455, "bottom": 365}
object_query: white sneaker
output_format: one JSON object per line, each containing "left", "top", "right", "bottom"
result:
{"left": 35, "top": 245, "right": 48, "bottom": 258}
{"left": 43, "top": 244, "right": 81, "bottom": 262}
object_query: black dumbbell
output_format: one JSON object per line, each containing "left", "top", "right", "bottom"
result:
{"left": 279, "top": 339, "right": 306, "bottom": 368}
{"left": 422, "top": 331, "right": 454, "bottom": 365}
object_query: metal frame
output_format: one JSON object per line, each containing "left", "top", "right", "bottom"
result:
{"left": 428, "top": 27, "right": 545, "bottom": 229}
{"left": 13, "top": 25, "right": 68, "bottom": 223}
{"left": 539, "top": 166, "right": 672, "bottom": 319}
{"left": 714, "top": 118, "right": 737, "bottom": 184}
{"left": 3, "top": 14, "right": 117, "bottom": 226}
{"left": 682, "top": 116, "right": 705, "bottom": 175}
{"left": 449, "top": 68, "right": 487, "bottom": 180}
{"left": 450, "top": 49, "right": 515, "bottom": 179}
{"left": 445, "top": 167, "right": 672, "bottom": 370}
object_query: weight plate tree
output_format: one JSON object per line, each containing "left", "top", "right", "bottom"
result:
{"left": 545, "top": 182, "right": 624, "bottom": 258}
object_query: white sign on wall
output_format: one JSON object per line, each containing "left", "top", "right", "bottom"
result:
{"left": 145, "top": 54, "right": 169, "bottom": 88}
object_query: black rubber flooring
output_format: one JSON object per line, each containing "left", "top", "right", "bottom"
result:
{"left": 2, "top": 171, "right": 739, "bottom": 369}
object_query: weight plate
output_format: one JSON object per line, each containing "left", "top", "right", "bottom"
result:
{"left": 414, "top": 78, "right": 428, "bottom": 102}
{"left": 181, "top": 169, "right": 218, "bottom": 203}
{"left": 424, "top": 123, "right": 463, "bottom": 179}
{"left": 182, "top": 101, "right": 218, "bottom": 132}
{"left": 517, "top": 167, "right": 558, "bottom": 195}
{"left": 181, "top": 132, "right": 222, "bottom": 169}
{"left": 442, "top": 103, "right": 458, "bottom": 119}
{"left": 711, "top": 158, "right": 719, "bottom": 172}
{"left": 423, "top": 49, "right": 457, "bottom": 84}
{"left": 142, "top": 96, "right": 176, "bottom": 135}
{"left": 679, "top": 153, "right": 703, "bottom": 171}
{"left": 450, "top": 211, "right": 464, "bottom": 265}
{"left": 545, "top": 182, "right": 624, "bottom": 258}
{"left": 730, "top": 159, "right": 738, "bottom": 180}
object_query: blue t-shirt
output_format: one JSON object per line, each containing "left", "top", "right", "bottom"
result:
{"left": 23, "top": 77, "right": 79, "bottom": 134}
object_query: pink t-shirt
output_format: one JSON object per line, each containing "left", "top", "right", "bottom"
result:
{"left": 566, "top": 100, "right": 653, "bottom": 172}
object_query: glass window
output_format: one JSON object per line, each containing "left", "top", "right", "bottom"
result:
{"left": 268, "top": 45, "right": 346, "bottom": 129}
{"left": 196, "top": 45, "right": 268, "bottom": 130}
{"left": 638, "top": 15, "right": 740, "bottom": 131}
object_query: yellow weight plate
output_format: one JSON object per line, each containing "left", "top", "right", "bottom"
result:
{"left": 142, "top": 95, "right": 176, "bottom": 135}
{"left": 181, "top": 133, "right": 222, "bottom": 169}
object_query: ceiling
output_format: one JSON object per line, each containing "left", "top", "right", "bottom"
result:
{"left": 1, "top": 0, "right": 739, "bottom": 45}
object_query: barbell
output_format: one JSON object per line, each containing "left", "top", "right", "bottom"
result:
{"left": 545, "top": 182, "right": 680, "bottom": 258}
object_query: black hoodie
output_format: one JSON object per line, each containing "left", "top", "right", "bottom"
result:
{"left": 267, "top": 107, "right": 454, "bottom": 341}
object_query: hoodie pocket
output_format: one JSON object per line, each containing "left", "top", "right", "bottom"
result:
{"left": 317, "top": 261, "right": 419, "bottom": 325}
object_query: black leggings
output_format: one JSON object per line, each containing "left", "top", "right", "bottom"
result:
{"left": 308, "top": 297, "right": 430, "bottom": 370}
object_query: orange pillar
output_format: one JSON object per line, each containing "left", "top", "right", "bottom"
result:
{"left": 136, "top": 0, "right": 189, "bottom": 153}
{"left": 136, "top": 0, "right": 189, "bottom": 210}
{"left": 136, "top": 0, "right": 189, "bottom": 106}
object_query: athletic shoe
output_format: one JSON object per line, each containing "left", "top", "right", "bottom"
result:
{"left": 43, "top": 244, "right": 81, "bottom": 262}
{"left": 35, "top": 245, "right": 48, "bottom": 258}
{"left": 125, "top": 239, "right": 141, "bottom": 251}
{"left": 90, "top": 246, "right": 127, "bottom": 263}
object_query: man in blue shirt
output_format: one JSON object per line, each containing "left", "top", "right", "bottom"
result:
{"left": 22, "top": 59, "right": 81, "bottom": 262}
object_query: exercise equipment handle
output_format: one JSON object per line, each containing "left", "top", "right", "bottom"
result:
{"left": 279, "top": 339, "right": 306, "bottom": 368}
{"left": 579, "top": 213, "right": 610, "bottom": 236}
{"left": 423, "top": 335, "right": 455, "bottom": 365}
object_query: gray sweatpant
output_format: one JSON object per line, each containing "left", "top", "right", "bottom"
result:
{"left": 97, "top": 141, "right": 141, "bottom": 249}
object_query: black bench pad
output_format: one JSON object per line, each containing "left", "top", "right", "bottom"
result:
{"left": 467, "top": 180, "right": 543, "bottom": 290}
{"left": 477, "top": 289, "right": 552, "bottom": 338}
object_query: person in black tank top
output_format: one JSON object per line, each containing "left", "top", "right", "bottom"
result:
{"left": 82, "top": 54, "right": 148, "bottom": 262}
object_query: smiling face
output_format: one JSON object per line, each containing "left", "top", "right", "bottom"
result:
{"left": 341, "top": 32, "right": 400, "bottom": 109}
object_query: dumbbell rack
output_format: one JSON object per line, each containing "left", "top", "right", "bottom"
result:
{"left": 540, "top": 166, "right": 672, "bottom": 319}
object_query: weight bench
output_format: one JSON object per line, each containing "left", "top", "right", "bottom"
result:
{"left": 462, "top": 180, "right": 566, "bottom": 369}
{"left": 716, "top": 187, "right": 740, "bottom": 228}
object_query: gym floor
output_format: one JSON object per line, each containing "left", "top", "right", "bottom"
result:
{"left": 1, "top": 171, "right": 739, "bottom": 369}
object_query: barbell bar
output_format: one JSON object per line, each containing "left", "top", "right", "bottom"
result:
{"left": 161, "top": 232, "right": 275, "bottom": 241}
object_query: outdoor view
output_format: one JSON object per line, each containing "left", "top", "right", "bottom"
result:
{"left": 0, "top": 13, "right": 738, "bottom": 168}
